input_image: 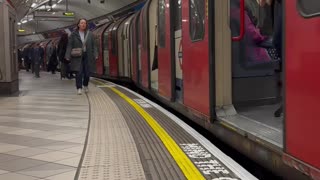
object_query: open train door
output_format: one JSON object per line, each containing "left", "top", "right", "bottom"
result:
{"left": 284, "top": 0, "right": 320, "bottom": 178}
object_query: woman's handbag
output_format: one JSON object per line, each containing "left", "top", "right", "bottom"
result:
{"left": 70, "top": 48, "right": 83, "bottom": 57}
{"left": 70, "top": 32, "right": 89, "bottom": 58}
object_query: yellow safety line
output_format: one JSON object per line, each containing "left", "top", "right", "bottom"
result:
{"left": 93, "top": 79, "right": 205, "bottom": 180}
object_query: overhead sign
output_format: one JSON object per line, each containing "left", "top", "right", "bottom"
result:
{"left": 34, "top": 11, "right": 75, "bottom": 21}
{"left": 63, "top": 12, "right": 74, "bottom": 17}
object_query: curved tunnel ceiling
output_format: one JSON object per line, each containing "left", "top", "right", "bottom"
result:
{"left": 11, "top": 0, "right": 136, "bottom": 34}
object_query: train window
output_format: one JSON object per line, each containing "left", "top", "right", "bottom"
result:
{"left": 142, "top": 8, "right": 148, "bottom": 49}
{"left": 111, "top": 28, "right": 117, "bottom": 55}
{"left": 95, "top": 35, "right": 100, "bottom": 53}
{"left": 189, "top": 0, "right": 205, "bottom": 41}
{"left": 173, "top": 0, "right": 182, "bottom": 31}
{"left": 103, "top": 32, "right": 108, "bottom": 50}
{"left": 137, "top": 16, "right": 141, "bottom": 45}
{"left": 158, "top": 0, "right": 166, "bottom": 47}
{"left": 297, "top": 0, "right": 320, "bottom": 18}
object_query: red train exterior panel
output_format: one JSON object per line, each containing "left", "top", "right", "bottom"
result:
{"left": 158, "top": 0, "right": 172, "bottom": 99}
{"left": 93, "top": 24, "right": 109, "bottom": 75}
{"left": 131, "top": 14, "right": 140, "bottom": 83}
{"left": 181, "top": 0, "right": 209, "bottom": 115}
{"left": 140, "top": 4, "right": 150, "bottom": 89}
{"left": 285, "top": 0, "right": 320, "bottom": 170}
{"left": 109, "top": 23, "right": 119, "bottom": 77}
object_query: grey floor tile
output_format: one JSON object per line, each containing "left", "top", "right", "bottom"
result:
{"left": 5, "top": 147, "right": 53, "bottom": 158}
{"left": 18, "top": 138, "right": 60, "bottom": 147}
{"left": 6, "top": 129, "right": 40, "bottom": 135}
{"left": 0, "top": 153, "right": 21, "bottom": 163}
{"left": 29, "top": 151, "right": 78, "bottom": 162}
{"left": 0, "top": 158, "right": 47, "bottom": 171}
{"left": 24, "top": 131, "right": 61, "bottom": 138}
{"left": 17, "top": 163, "right": 75, "bottom": 178}
{"left": 0, "top": 169, "right": 8, "bottom": 175}
{"left": 45, "top": 169, "right": 76, "bottom": 180}
{"left": 0, "top": 143, "right": 26, "bottom": 153}
{"left": 37, "top": 141, "right": 80, "bottom": 151}
{"left": 55, "top": 156, "right": 81, "bottom": 167}
{"left": 61, "top": 145, "right": 84, "bottom": 154}
{"left": 45, "top": 134, "right": 83, "bottom": 141}
{"left": 0, "top": 172, "right": 38, "bottom": 180}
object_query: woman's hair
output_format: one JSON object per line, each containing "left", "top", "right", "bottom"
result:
{"left": 77, "top": 18, "right": 88, "bottom": 30}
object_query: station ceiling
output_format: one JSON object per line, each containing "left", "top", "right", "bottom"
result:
{"left": 10, "top": 0, "right": 136, "bottom": 35}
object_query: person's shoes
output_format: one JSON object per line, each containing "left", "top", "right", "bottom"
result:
{"left": 84, "top": 86, "right": 89, "bottom": 93}
{"left": 77, "top": 89, "right": 82, "bottom": 95}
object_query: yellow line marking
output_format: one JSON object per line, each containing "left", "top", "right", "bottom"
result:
{"left": 93, "top": 79, "right": 205, "bottom": 180}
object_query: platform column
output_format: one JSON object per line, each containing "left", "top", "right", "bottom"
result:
{"left": 0, "top": 1, "right": 19, "bottom": 95}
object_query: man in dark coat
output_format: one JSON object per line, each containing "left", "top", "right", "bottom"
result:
{"left": 32, "top": 44, "right": 44, "bottom": 78}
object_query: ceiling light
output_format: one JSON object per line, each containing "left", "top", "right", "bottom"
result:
{"left": 52, "top": 4, "right": 57, "bottom": 8}
{"left": 57, "top": 0, "right": 63, "bottom": 3}
{"left": 21, "top": 20, "right": 28, "bottom": 24}
{"left": 31, "top": 3, "right": 37, "bottom": 7}
{"left": 17, "top": 22, "right": 21, "bottom": 25}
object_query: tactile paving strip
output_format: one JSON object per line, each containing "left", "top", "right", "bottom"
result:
{"left": 77, "top": 86, "right": 146, "bottom": 180}
{"left": 110, "top": 87, "right": 241, "bottom": 180}
{"left": 103, "top": 88, "right": 186, "bottom": 180}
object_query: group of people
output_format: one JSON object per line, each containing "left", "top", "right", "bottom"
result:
{"left": 18, "top": 43, "right": 44, "bottom": 78}
{"left": 18, "top": 18, "right": 98, "bottom": 95}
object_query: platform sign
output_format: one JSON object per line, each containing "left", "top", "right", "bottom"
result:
{"left": 133, "top": 99, "right": 152, "bottom": 108}
{"left": 180, "top": 143, "right": 240, "bottom": 180}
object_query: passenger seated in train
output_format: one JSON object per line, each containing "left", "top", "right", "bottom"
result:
{"left": 230, "top": 0, "right": 272, "bottom": 64}
{"left": 258, "top": 0, "right": 283, "bottom": 117}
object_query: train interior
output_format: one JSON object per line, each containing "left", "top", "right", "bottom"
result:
{"left": 223, "top": 0, "right": 284, "bottom": 148}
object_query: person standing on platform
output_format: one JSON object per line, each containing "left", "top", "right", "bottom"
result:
{"left": 33, "top": 44, "right": 44, "bottom": 78}
{"left": 58, "top": 33, "right": 74, "bottom": 79}
{"left": 48, "top": 46, "right": 58, "bottom": 74}
{"left": 65, "top": 18, "right": 98, "bottom": 95}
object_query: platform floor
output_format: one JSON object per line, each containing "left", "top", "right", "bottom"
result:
{"left": 0, "top": 71, "right": 257, "bottom": 180}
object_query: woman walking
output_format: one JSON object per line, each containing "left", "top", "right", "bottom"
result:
{"left": 65, "top": 18, "right": 98, "bottom": 95}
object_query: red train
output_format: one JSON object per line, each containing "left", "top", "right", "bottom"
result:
{"left": 21, "top": 0, "right": 320, "bottom": 179}
{"left": 91, "top": 0, "right": 320, "bottom": 179}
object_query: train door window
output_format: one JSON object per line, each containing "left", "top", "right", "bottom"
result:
{"left": 173, "top": 0, "right": 182, "bottom": 31}
{"left": 95, "top": 34, "right": 100, "bottom": 53}
{"left": 103, "top": 31, "right": 108, "bottom": 50}
{"left": 142, "top": 8, "right": 148, "bottom": 49}
{"left": 158, "top": 0, "right": 166, "bottom": 47}
{"left": 111, "top": 28, "right": 117, "bottom": 55}
{"left": 189, "top": 0, "right": 205, "bottom": 41}
{"left": 297, "top": 0, "right": 320, "bottom": 18}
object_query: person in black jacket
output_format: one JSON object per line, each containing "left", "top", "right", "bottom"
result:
{"left": 57, "top": 33, "right": 73, "bottom": 79}
{"left": 48, "top": 46, "right": 58, "bottom": 74}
